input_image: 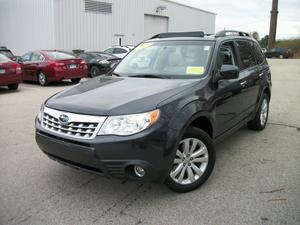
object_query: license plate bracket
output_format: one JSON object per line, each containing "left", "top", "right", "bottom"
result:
{"left": 69, "top": 64, "right": 77, "bottom": 69}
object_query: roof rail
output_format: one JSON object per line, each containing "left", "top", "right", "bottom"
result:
{"left": 150, "top": 31, "right": 205, "bottom": 39}
{"left": 215, "top": 30, "right": 250, "bottom": 38}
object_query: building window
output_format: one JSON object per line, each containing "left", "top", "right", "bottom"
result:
{"left": 85, "top": 0, "right": 112, "bottom": 14}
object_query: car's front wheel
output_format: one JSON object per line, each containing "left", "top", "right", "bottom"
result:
{"left": 165, "top": 127, "right": 215, "bottom": 193}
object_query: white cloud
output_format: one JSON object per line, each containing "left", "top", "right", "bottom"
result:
{"left": 171, "top": 0, "right": 300, "bottom": 39}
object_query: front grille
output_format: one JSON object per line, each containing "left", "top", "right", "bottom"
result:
{"left": 41, "top": 106, "right": 106, "bottom": 139}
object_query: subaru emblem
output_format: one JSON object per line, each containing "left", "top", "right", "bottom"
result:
{"left": 59, "top": 114, "right": 69, "bottom": 124}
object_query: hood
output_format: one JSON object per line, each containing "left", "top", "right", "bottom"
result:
{"left": 46, "top": 76, "right": 197, "bottom": 116}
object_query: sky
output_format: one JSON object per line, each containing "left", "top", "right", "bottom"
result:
{"left": 173, "top": 0, "right": 300, "bottom": 39}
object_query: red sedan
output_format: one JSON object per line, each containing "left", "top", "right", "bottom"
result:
{"left": 0, "top": 54, "right": 22, "bottom": 90}
{"left": 19, "top": 50, "right": 88, "bottom": 86}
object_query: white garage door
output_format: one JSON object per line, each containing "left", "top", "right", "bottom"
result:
{"left": 144, "top": 14, "right": 169, "bottom": 39}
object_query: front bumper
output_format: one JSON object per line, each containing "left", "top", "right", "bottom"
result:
{"left": 35, "top": 120, "right": 177, "bottom": 182}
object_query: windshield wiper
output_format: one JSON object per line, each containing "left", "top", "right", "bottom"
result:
{"left": 130, "top": 74, "right": 170, "bottom": 79}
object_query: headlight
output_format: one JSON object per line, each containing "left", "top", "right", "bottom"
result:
{"left": 98, "top": 59, "right": 110, "bottom": 65}
{"left": 98, "top": 109, "right": 160, "bottom": 136}
{"left": 37, "top": 104, "right": 44, "bottom": 123}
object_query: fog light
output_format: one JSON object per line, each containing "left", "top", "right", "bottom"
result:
{"left": 134, "top": 166, "right": 145, "bottom": 178}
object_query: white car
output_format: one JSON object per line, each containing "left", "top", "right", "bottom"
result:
{"left": 104, "top": 46, "right": 134, "bottom": 58}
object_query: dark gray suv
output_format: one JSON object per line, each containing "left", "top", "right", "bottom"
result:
{"left": 35, "top": 30, "right": 271, "bottom": 192}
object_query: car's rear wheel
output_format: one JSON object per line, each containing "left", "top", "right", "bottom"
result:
{"left": 38, "top": 72, "right": 48, "bottom": 86}
{"left": 90, "top": 66, "right": 101, "bottom": 77}
{"left": 71, "top": 78, "right": 81, "bottom": 83}
{"left": 248, "top": 93, "right": 269, "bottom": 131}
{"left": 8, "top": 83, "right": 19, "bottom": 90}
{"left": 165, "top": 127, "right": 215, "bottom": 193}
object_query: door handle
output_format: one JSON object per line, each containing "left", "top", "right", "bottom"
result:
{"left": 240, "top": 81, "right": 247, "bottom": 87}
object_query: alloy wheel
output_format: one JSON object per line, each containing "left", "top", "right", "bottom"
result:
{"left": 170, "top": 138, "right": 209, "bottom": 185}
{"left": 38, "top": 73, "right": 46, "bottom": 85}
{"left": 260, "top": 98, "right": 268, "bottom": 126}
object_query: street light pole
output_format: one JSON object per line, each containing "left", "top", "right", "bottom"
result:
{"left": 268, "top": 0, "right": 279, "bottom": 49}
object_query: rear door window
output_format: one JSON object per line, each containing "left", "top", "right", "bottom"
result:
{"left": 236, "top": 41, "right": 257, "bottom": 70}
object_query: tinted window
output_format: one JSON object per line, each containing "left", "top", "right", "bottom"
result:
{"left": 104, "top": 48, "right": 114, "bottom": 54}
{"left": 114, "top": 48, "right": 127, "bottom": 54}
{"left": 236, "top": 41, "right": 257, "bottom": 70}
{"left": 218, "top": 42, "right": 236, "bottom": 68}
{"left": 79, "top": 53, "right": 88, "bottom": 59}
{"left": 253, "top": 43, "right": 265, "bottom": 64}
{"left": 31, "top": 52, "right": 44, "bottom": 61}
{"left": 47, "top": 51, "right": 75, "bottom": 60}
{"left": 0, "top": 54, "right": 10, "bottom": 62}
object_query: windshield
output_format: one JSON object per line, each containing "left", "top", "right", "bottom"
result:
{"left": 114, "top": 41, "right": 214, "bottom": 78}
{"left": 0, "top": 54, "right": 11, "bottom": 62}
{"left": 47, "top": 51, "right": 75, "bottom": 60}
{"left": 0, "top": 50, "right": 14, "bottom": 58}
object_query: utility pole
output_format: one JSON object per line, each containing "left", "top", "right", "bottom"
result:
{"left": 268, "top": 0, "right": 279, "bottom": 49}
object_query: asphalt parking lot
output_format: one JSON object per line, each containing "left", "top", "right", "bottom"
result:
{"left": 0, "top": 59, "right": 299, "bottom": 225}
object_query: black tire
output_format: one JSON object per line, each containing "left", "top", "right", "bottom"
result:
{"left": 90, "top": 66, "right": 101, "bottom": 77}
{"left": 38, "top": 72, "right": 48, "bottom": 86}
{"left": 165, "top": 127, "right": 215, "bottom": 193}
{"left": 8, "top": 83, "right": 19, "bottom": 90}
{"left": 248, "top": 93, "right": 269, "bottom": 131}
{"left": 71, "top": 78, "right": 81, "bottom": 83}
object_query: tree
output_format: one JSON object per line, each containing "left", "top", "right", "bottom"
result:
{"left": 259, "top": 35, "right": 269, "bottom": 48}
{"left": 250, "top": 31, "right": 260, "bottom": 41}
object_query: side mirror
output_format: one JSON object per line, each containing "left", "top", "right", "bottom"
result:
{"left": 219, "top": 65, "right": 239, "bottom": 80}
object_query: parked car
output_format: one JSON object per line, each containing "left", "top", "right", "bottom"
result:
{"left": 104, "top": 45, "right": 134, "bottom": 58}
{"left": 264, "top": 48, "right": 293, "bottom": 58}
{"left": 261, "top": 48, "right": 267, "bottom": 53}
{"left": 0, "top": 46, "right": 18, "bottom": 61}
{"left": 35, "top": 30, "right": 271, "bottom": 192}
{"left": 78, "top": 52, "right": 121, "bottom": 77}
{"left": 19, "top": 50, "right": 88, "bottom": 86}
{"left": 0, "top": 54, "right": 22, "bottom": 90}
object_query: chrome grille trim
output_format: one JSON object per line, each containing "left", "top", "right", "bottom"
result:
{"left": 41, "top": 106, "right": 106, "bottom": 139}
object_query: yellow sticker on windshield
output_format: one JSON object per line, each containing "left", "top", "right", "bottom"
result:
{"left": 186, "top": 66, "right": 204, "bottom": 75}
{"left": 134, "top": 43, "right": 153, "bottom": 51}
